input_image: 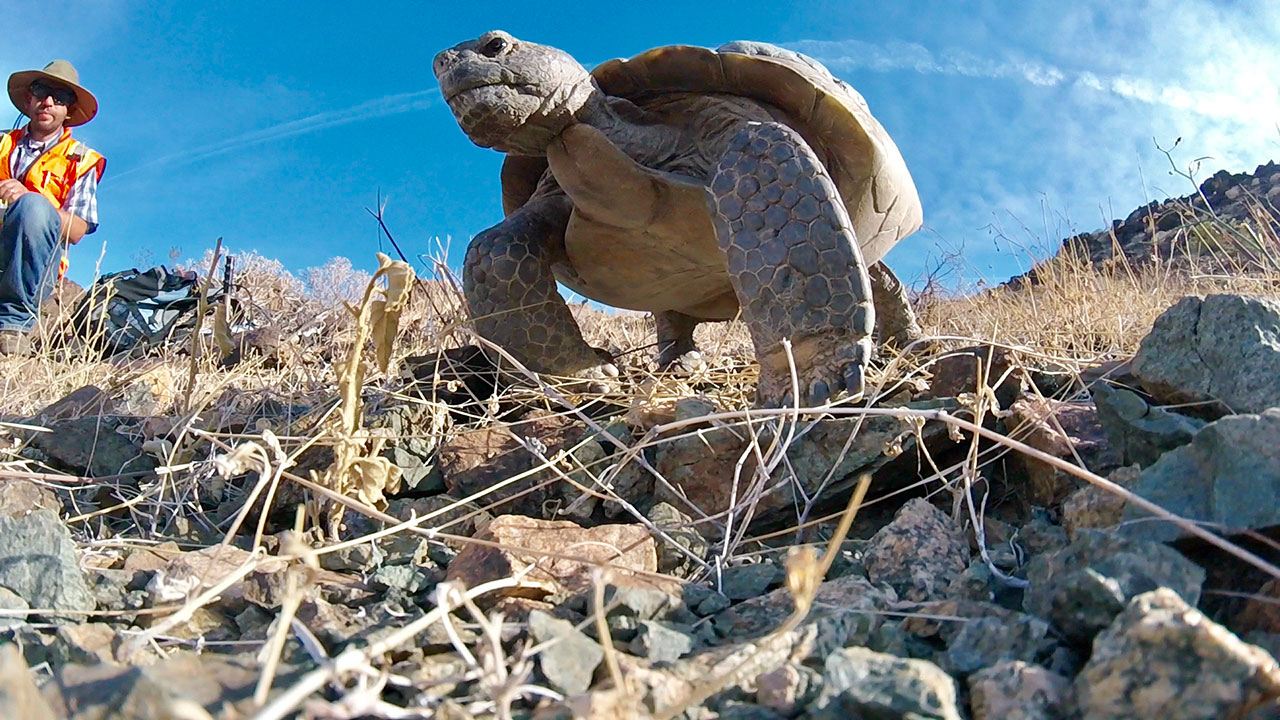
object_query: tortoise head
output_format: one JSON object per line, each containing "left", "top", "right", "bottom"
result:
{"left": 434, "top": 31, "right": 596, "bottom": 155}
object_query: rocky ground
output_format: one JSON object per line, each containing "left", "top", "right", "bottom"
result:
{"left": 1, "top": 162, "right": 1280, "bottom": 719}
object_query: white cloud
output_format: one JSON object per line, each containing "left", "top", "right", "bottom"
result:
{"left": 785, "top": 34, "right": 1279, "bottom": 127}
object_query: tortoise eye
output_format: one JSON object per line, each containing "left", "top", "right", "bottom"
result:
{"left": 482, "top": 36, "right": 510, "bottom": 57}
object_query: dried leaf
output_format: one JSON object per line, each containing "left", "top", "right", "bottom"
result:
{"left": 371, "top": 254, "right": 414, "bottom": 373}
{"left": 349, "top": 456, "right": 403, "bottom": 509}
{"left": 377, "top": 252, "right": 413, "bottom": 311}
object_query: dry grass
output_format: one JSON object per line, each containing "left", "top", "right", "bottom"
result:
{"left": 923, "top": 192, "right": 1280, "bottom": 364}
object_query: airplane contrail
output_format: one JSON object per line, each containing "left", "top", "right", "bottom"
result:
{"left": 111, "top": 89, "right": 440, "bottom": 182}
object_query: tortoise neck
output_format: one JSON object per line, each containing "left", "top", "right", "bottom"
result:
{"left": 573, "top": 91, "right": 664, "bottom": 146}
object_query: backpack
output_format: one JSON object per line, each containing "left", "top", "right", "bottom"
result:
{"left": 68, "top": 266, "right": 205, "bottom": 355}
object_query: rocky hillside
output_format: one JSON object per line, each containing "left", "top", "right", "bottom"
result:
{"left": 1007, "top": 159, "right": 1280, "bottom": 288}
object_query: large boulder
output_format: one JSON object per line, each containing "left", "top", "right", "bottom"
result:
{"left": 1120, "top": 409, "right": 1280, "bottom": 543}
{"left": 1089, "top": 381, "right": 1205, "bottom": 467}
{"left": 444, "top": 515, "right": 663, "bottom": 602}
{"left": 863, "top": 499, "right": 968, "bottom": 602}
{"left": 0, "top": 509, "right": 95, "bottom": 620}
{"left": 1131, "top": 294, "right": 1280, "bottom": 416}
{"left": 968, "top": 661, "right": 1069, "bottom": 720}
{"left": 806, "top": 646, "right": 962, "bottom": 720}
{"left": 437, "top": 410, "right": 605, "bottom": 517}
{"left": 652, "top": 400, "right": 961, "bottom": 527}
{"left": 1073, "top": 588, "right": 1280, "bottom": 720}
{"left": 1023, "top": 529, "right": 1205, "bottom": 644}
{"left": 1004, "top": 395, "right": 1116, "bottom": 506}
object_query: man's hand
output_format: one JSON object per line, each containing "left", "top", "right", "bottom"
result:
{"left": 0, "top": 180, "right": 86, "bottom": 244}
{"left": 0, "top": 179, "right": 34, "bottom": 205}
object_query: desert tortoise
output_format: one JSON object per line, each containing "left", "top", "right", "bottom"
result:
{"left": 434, "top": 31, "right": 923, "bottom": 405}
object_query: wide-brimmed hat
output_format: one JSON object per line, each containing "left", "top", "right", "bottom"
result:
{"left": 8, "top": 60, "right": 98, "bottom": 127}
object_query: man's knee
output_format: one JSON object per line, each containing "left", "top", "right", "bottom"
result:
{"left": 5, "top": 194, "right": 59, "bottom": 230}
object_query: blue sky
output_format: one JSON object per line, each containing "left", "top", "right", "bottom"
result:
{"left": 6, "top": 0, "right": 1279, "bottom": 293}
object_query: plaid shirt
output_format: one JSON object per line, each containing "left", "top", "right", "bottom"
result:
{"left": 8, "top": 128, "right": 100, "bottom": 233}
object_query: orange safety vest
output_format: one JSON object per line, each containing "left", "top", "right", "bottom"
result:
{"left": 0, "top": 127, "right": 106, "bottom": 278}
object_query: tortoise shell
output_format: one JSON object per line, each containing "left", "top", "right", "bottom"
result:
{"left": 500, "top": 41, "right": 922, "bottom": 265}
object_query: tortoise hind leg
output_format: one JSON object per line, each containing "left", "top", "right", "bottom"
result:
{"left": 654, "top": 310, "right": 700, "bottom": 369}
{"left": 869, "top": 262, "right": 925, "bottom": 349}
{"left": 463, "top": 197, "right": 617, "bottom": 381}
{"left": 707, "top": 121, "right": 874, "bottom": 406}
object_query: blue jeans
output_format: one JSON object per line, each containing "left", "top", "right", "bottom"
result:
{"left": 0, "top": 194, "right": 63, "bottom": 332}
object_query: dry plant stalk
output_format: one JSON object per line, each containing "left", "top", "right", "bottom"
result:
{"left": 180, "top": 238, "right": 224, "bottom": 412}
{"left": 312, "top": 252, "right": 414, "bottom": 537}
{"left": 213, "top": 294, "right": 234, "bottom": 361}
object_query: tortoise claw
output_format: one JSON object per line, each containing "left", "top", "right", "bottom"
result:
{"left": 842, "top": 363, "right": 866, "bottom": 400}
{"left": 807, "top": 379, "right": 832, "bottom": 406}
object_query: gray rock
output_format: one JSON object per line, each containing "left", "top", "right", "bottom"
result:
{"left": 25, "top": 415, "right": 156, "bottom": 477}
{"left": 652, "top": 399, "right": 960, "bottom": 526}
{"left": 607, "top": 584, "right": 688, "bottom": 622}
{"left": 383, "top": 495, "right": 492, "bottom": 547}
{"left": 1023, "top": 529, "right": 1205, "bottom": 644}
{"left": 721, "top": 562, "right": 783, "bottom": 601}
{"left": 318, "top": 543, "right": 381, "bottom": 572}
{"left": 806, "top": 646, "right": 962, "bottom": 720}
{"left": 946, "top": 562, "right": 996, "bottom": 603}
{"left": 1074, "top": 588, "right": 1280, "bottom": 720}
{"left": 1121, "top": 409, "right": 1280, "bottom": 543}
{"left": 370, "top": 564, "right": 431, "bottom": 594}
{"left": 943, "top": 614, "right": 1053, "bottom": 676}
{"left": 630, "top": 620, "right": 695, "bottom": 663}
{"left": 716, "top": 703, "right": 788, "bottom": 719}
{"left": 40, "top": 650, "right": 304, "bottom": 718}
{"left": 1012, "top": 513, "right": 1069, "bottom": 558}
{"left": 85, "top": 567, "right": 136, "bottom": 612}
{"left": 528, "top": 610, "right": 603, "bottom": 696}
{"left": 968, "top": 661, "right": 1069, "bottom": 720}
{"left": 0, "top": 509, "right": 95, "bottom": 619}
{"left": 696, "top": 591, "right": 732, "bottom": 616}
{"left": 1131, "top": 294, "right": 1280, "bottom": 415}
{"left": 1089, "top": 381, "right": 1205, "bottom": 467}
{"left": 649, "top": 501, "right": 709, "bottom": 580}
{"left": 864, "top": 498, "right": 969, "bottom": 602}
{"left": 712, "top": 574, "right": 895, "bottom": 641}
{"left": 0, "top": 644, "right": 56, "bottom": 720}
{"left": 0, "top": 586, "right": 29, "bottom": 630}
{"left": 370, "top": 400, "right": 449, "bottom": 493}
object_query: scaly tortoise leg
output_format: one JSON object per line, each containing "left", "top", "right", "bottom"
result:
{"left": 654, "top": 310, "right": 701, "bottom": 369}
{"left": 869, "top": 261, "right": 925, "bottom": 350}
{"left": 707, "top": 121, "right": 874, "bottom": 406}
{"left": 463, "top": 196, "right": 617, "bottom": 382}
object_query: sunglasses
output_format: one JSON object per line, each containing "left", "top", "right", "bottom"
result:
{"left": 28, "top": 81, "right": 76, "bottom": 106}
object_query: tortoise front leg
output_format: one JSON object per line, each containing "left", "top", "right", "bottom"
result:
{"left": 463, "top": 197, "right": 616, "bottom": 380}
{"left": 707, "top": 121, "right": 875, "bottom": 406}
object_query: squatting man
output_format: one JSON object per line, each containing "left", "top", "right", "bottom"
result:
{"left": 0, "top": 60, "right": 105, "bottom": 356}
